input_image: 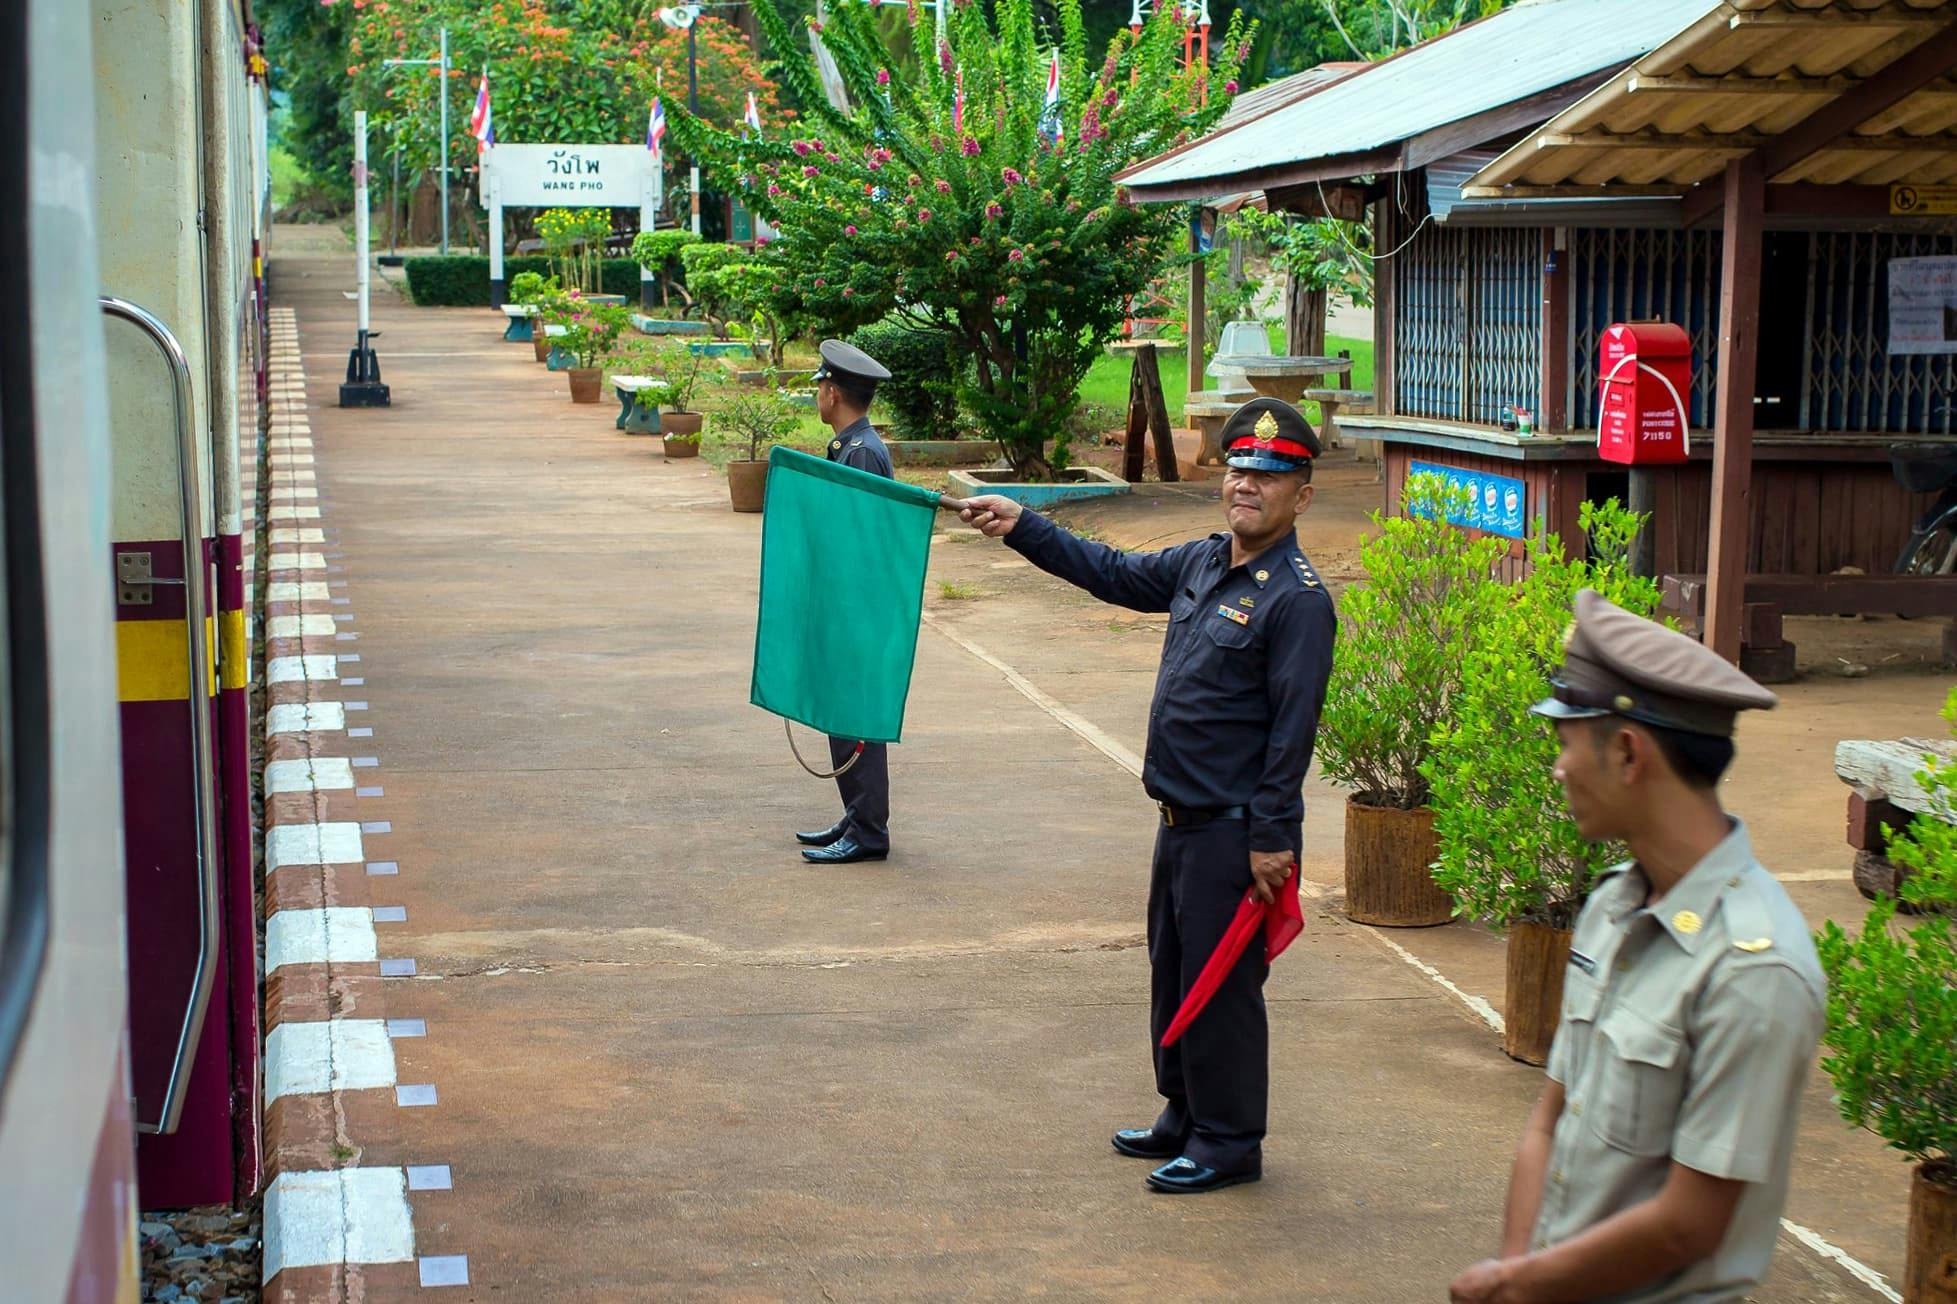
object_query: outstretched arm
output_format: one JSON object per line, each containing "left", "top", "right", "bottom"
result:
{"left": 960, "top": 494, "right": 1183, "bottom": 613}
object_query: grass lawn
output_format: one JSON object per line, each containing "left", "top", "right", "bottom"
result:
{"left": 1077, "top": 333, "right": 1374, "bottom": 431}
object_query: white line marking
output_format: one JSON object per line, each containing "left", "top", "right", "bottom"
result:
{"left": 270, "top": 487, "right": 320, "bottom": 501}
{"left": 264, "top": 1019, "right": 397, "bottom": 1102}
{"left": 267, "top": 655, "right": 338, "bottom": 685}
{"left": 267, "top": 581, "right": 330, "bottom": 603}
{"left": 268, "top": 550, "right": 328, "bottom": 570}
{"left": 262, "top": 1167, "right": 414, "bottom": 1280}
{"left": 926, "top": 618, "right": 1895, "bottom": 1298}
{"left": 1776, "top": 871, "right": 1854, "bottom": 884}
{"left": 1779, "top": 1220, "right": 1900, "bottom": 1301}
{"left": 270, "top": 527, "right": 326, "bottom": 544}
{"left": 265, "top": 907, "right": 378, "bottom": 972}
{"left": 269, "top": 505, "right": 322, "bottom": 521}
{"left": 267, "top": 614, "right": 337, "bottom": 639}
{"left": 268, "top": 702, "right": 347, "bottom": 734}
{"left": 266, "top": 758, "right": 356, "bottom": 794}
{"left": 267, "top": 821, "right": 365, "bottom": 871}
{"left": 923, "top": 612, "right": 1145, "bottom": 777}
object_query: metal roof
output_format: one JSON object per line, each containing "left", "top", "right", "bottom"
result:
{"left": 1119, "top": 0, "right": 1722, "bottom": 202}
{"left": 1467, "top": 0, "right": 1957, "bottom": 196}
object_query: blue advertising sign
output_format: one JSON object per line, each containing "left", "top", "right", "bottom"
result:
{"left": 1409, "top": 460, "right": 1528, "bottom": 540}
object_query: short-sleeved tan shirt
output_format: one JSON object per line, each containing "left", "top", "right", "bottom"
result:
{"left": 1532, "top": 820, "right": 1825, "bottom": 1301}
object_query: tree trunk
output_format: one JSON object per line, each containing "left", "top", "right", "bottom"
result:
{"left": 1503, "top": 922, "right": 1573, "bottom": 1066}
{"left": 1284, "top": 275, "right": 1327, "bottom": 357}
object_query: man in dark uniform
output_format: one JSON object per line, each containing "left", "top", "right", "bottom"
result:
{"left": 797, "top": 339, "right": 898, "bottom": 865}
{"left": 959, "top": 397, "right": 1337, "bottom": 1193}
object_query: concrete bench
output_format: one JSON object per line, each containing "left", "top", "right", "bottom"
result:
{"left": 1301, "top": 387, "right": 1375, "bottom": 451}
{"left": 540, "top": 322, "right": 574, "bottom": 371}
{"left": 1182, "top": 392, "right": 1249, "bottom": 466}
{"left": 501, "top": 303, "right": 538, "bottom": 342}
{"left": 609, "top": 374, "right": 661, "bottom": 433}
{"left": 1661, "top": 572, "right": 1957, "bottom": 682}
{"left": 1835, "top": 736, "right": 1957, "bottom": 901}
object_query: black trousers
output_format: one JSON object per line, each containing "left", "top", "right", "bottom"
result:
{"left": 827, "top": 736, "right": 889, "bottom": 852}
{"left": 1148, "top": 817, "right": 1271, "bottom": 1174}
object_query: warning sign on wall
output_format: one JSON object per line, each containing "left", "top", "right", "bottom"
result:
{"left": 1889, "top": 255, "right": 1957, "bottom": 355}
{"left": 1890, "top": 185, "right": 1957, "bottom": 216}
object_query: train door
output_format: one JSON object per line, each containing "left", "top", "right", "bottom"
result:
{"left": 95, "top": 0, "right": 261, "bottom": 1207}
{"left": 0, "top": 0, "right": 143, "bottom": 1297}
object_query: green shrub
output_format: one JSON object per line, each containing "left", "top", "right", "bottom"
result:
{"left": 1422, "top": 500, "right": 1660, "bottom": 929}
{"left": 1320, "top": 475, "right": 1507, "bottom": 811}
{"left": 1818, "top": 689, "right": 1957, "bottom": 1170}
{"left": 405, "top": 256, "right": 645, "bottom": 307}
{"left": 631, "top": 229, "right": 701, "bottom": 307}
{"left": 847, "top": 319, "right": 964, "bottom": 441}
{"left": 679, "top": 243, "right": 753, "bottom": 324}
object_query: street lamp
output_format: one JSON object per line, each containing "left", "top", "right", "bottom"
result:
{"left": 382, "top": 26, "right": 452, "bottom": 254}
{"left": 656, "top": 5, "right": 705, "bottom": 237}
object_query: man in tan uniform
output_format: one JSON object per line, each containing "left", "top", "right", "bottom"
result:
{"left": 1450, "top": 589, "right": 1826, "bottom": 1303}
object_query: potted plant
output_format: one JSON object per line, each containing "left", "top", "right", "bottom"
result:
{"left": 1818, "top": 694, "right": 1957, "bottom": 1304}
{"left": 506, "top": 270, "right": 557, "bottom": 344}
{"left": 1318, "top": 475, "right": 1504, "bottom": 928}
{"left": 549, "top": 301, "right": 630, "bottom": 404}
{"left": 652, "top": 339, "right": 709, "bottom": 452}
{"left": 716, "top": 382, "right": 803, "bottom": 513}
{"left": 1422, "top": 500, "right": 1659, "bottom": 1064}
{"left": 522, "top": 278, "right": 568, "bottom": 362}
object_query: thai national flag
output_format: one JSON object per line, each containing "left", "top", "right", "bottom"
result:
{"left": 469, "top": 72, "right": 494, "bottom": 153}
{"left": 1040, "top": 49, "right": 1063, "bottom": 145}
{"left": 953, "top": 68, "right": 965, "bottom": 133}
{"left": 743, "top": 91, "right": 761, "bottom": 138}
{"left": 647, "top": 96, "right": 666, "bottom": 163}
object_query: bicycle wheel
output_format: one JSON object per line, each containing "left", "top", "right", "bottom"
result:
{"left": 1898, "top": 519, "right": 1957, "bottom": 575}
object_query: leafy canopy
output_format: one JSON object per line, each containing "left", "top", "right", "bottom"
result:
{"left": 666, "top": 0, "right": 1250, "bottom": 477}
{"left": 1817, "top": 688, "right": 1957, "bottom": 1170}
{"left": 1422, "top": 501, "right": 1660, "bottom": 930}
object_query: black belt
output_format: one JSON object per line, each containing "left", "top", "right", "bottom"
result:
{"left": 1157, "top": 803, "right": 1247, "bottom": 828}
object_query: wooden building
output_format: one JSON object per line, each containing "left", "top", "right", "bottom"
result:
{"left": 1122, "top": 0, "right": 1957, "bottom": 663}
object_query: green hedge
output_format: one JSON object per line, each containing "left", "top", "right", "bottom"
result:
{"left": 403, "top": 255, "right": 646, "bottom": 307}
{"left": 847, "top": 319, "right": 967, "bottom": 440}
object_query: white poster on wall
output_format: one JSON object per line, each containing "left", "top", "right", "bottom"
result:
{"left": 1888, "top": 255, "right": 1957, "bottom": 355}
{"left": 480, "top": 144, "right": 660, "bottom": 209}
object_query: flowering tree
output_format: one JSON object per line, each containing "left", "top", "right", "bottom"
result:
{"left": 668, "top": 0, "right": 1250, "bottom": 478}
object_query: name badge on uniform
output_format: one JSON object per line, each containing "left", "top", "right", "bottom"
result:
{"left": 1569, "top": 950, "right": 1597, "bottom": 976}
{"left": 1216, "top": 604, "right": 1249, "bottom": 626}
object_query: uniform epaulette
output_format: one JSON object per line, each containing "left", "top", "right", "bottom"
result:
{"left": 1719, "top": 869, "right": 1777, "bottom": 955}
{"left": 850, "top": 438, "right": 864, "bottom": 448}
{"left": 1291, "top": 553, "right": 1322, "bottom": 591}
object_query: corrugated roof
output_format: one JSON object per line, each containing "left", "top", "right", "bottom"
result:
{"left": 1120, "top": 0, "right": 1722, "bottom": 199}
{"left": 1467, "top": 0, "right": 1957, "bottom": 195}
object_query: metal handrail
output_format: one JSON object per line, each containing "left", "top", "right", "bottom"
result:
{"left": 100, "top": 295, "right": 220, "bottom": 1136}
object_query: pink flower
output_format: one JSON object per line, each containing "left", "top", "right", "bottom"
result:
{"left": 994, "top": 294, "right": 1008, "bottom": 307}
{"left": 945, "top": 250, "right": 960, "bottom": 262}
{"left": 1224, "top": 79, "right": 1239, "bottom": 94}
{"left": 814, "top": 278, "right": 826, "bottom": 287}
{"left": 1007, "top": 248, "right": 1024, "bottom": 262}
{"left": 803, "top": 165, "right": 819, "bottom": 178}
{"left": 938, "top": 39, "right": 954, "bottom": 74}
{"left": 843, "top": 287, "right": 855, "bottom": 296}
{"left": 767, "top": 183, "right": 782, "bottom": 197}
{"left": 844, "top": 224, "right": 858, "bottom": 235}
{"left": 935, "top": 178, "right": 951, "bottom": 193}
{"left": 961, "top": 136, "right": 980, "bottom": 157}
{"left": 824, "top": 152, "right": 839, "bottom": 162}
{"left": 968, "top": 235, "right": 982, "bottom": 246}
{"left": 1001, "top": 167, "right": 1023, "bottom": 187}
{"left": 917, "top": 209, "right": 931, "bottom": 222}
{"left": 792, "top": 140, "right": 814, "bottom": 157}
{"left": 1102, "top": 88, "right": 1118, "bottom": 109}
{"left": 876, "top": 67, "right": 891, "bottom": 86}
{"left": 907, "top": 173, "right": 921, "bottom": 188}
{"left": 984, "top": 202, "right": 1002, "bottom": 219}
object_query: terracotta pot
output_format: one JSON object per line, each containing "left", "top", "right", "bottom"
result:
{"left": 532, "top": 333, "right": 550, "bottom": 363}
{"left": 662, "top": 435, "right": 700, "bottom": 459}
{"left": 661, "top": 409, "right": 703, "bottom": 439}
{"left": 1503, "top": 922, "right": 1572, "bottom": 1066}
{"left": 727, "top": 459, "right": 769, "bottom": 513}
{"left": 1343, "top": 798, "right": 1453, "bottom": 927}
{"left": 1908, "top": 1161, "right": 1957, "bottom": 1303}
{"left": 568, "top": 367, "right": 602, "bottom": 403}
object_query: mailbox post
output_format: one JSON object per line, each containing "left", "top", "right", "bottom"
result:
{"left": 1598, "top": 321, "right": 1692, "bottom": 465}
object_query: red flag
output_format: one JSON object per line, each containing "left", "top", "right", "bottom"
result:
{"left": 1158, "top": 866, "right": 1303, "bottom": 1049}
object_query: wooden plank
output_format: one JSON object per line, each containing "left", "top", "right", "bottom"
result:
{"left": 1666, "top": 572, "right": 1957, "bottom": 617}
{"left": 1788, "top": 469, "right": 1822, "bottom": 575}
{"left": 1122, "top": 351, "right": 1147, "bottom": 483}
{"left": 1707, "top": 157, "right": 1766, "bottom": 660}
{"left": 1835, "top": 738, "right": 1957, "bottom": 819}
{"left": 1375, "top": 198, "right": 1396, "bottom": 419}
{"left": 1846, "top": 790, "right": 1910, "bottom": 852}
{"left": 1186, "top": 222, "right": 1206, "bottom": 399}
{"left": 1541, "top": 228, "right": 1571, "bottom": 434}
{"left": 1138, "top": 344, "right": 1180, "bottom": 484}
{"left": 1757, "top": 17, "right": 1957, "bottom": 182}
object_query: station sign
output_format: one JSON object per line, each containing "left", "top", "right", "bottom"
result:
{"left": 480, "top": 144, "right": 659, "bottom": 208}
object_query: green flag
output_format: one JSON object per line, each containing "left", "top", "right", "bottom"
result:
{"left": 751, "top": 446, "right": 940, "bottom": 743}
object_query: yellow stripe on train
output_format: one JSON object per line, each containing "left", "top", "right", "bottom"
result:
{"left": 116, "top": 618, "right": 222, "bottom": 701}
{"left": 220, "top": 609, "right": 248, "bottom": 690}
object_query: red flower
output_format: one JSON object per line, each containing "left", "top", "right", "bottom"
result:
{"left": 961, "top": 136, "right": 980, "bottom": 157}
{"left": 844, "top": 224, "right": 858, "bottom": 235}
{"left": 1224, "top": 79, "right": 1239, "bottom": 95}
{"left": 876, "top": 67, "right": 890, "bottom": 86}
{"left": 984, "top": 202, "right": 1002, "bottom": 219}
{"left": 803, "top": 165, "right": 819, "bottom": 178}
{"left": 1007, "top": 248, "right": 1023, "bottom": 262}
{"left": 917, "top": 209, "right": 931, "bottom": 222}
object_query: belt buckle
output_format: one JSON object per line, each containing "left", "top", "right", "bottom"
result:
{"left": 1158, "top": 802, "right": 1175, "bottom": 827}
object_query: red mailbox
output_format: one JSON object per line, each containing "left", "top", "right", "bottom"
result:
{"left": 1597, "top": 321, "right": 1692, "bottom": 465}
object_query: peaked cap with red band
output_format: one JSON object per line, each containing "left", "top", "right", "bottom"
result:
{"left": 1222, "top": 396, "right": 1320, "bottom": 472}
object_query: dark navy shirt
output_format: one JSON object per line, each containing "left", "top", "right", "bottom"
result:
{"left": 1005, "top": 510, "right": 1336, "bottom": 854}
{"left": 826, "top": 415, "right": 894, "bottom": 479}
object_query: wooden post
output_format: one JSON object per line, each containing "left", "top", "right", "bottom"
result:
{"left": 1121, "top": 345, "right": 1179, "bottom": 484}
{"left": 1187, "top": 217, "right": 1206, "bottom": 398}
{"left": 1540, "top": 228, "right": 1570, "bottom": 433}
{"left": 1705, "top": 157, "right": 1765, "bottom": 662}
{"left": 1629, "top": 467, "right": 1657, "bottom": 578}
{"left": 1123, "top": 351, "right": 1147, "bottom": 483}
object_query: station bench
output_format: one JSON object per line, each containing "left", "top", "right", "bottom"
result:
{"left": 1660, "top": 571, "right": 1957, "bottom": 682}
{"left": 1301, "top": 387, "right": 1375, "bottom": 451}
{"left": 1835, "top": 735, "right": 1957, "bottom": 902}
{"left": 1181, "top": 389, "right": 1253, "bottom": 466}
{"left": 609, "top": 374, "right": 660, "bottom": 433}
{"left": 501, "top": 303, "right": 537, "bottom": 342}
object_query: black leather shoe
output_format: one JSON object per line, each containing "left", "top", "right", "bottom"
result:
{"left": 802, "top": 837, "right": 889, "bottom": 865}
{"left": 795, "top": 819, "right": 849, "bottom": 847}
{"left": 1145, "top": 1157, "right": 1261, "bottom": 1194}
{"left": 1111, "top": 1128, "right": 1183, "bottom": 1159}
